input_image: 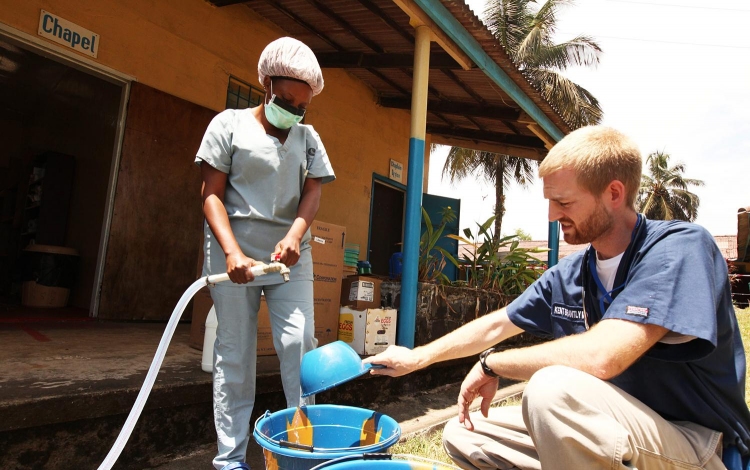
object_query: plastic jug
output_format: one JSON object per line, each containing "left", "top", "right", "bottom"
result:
{"left": 201, "top": 306, "right": 218, "bottom": 373}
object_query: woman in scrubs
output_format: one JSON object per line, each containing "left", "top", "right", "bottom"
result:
{"left": 195, "top": 37, "right": 335, "bottom": 470}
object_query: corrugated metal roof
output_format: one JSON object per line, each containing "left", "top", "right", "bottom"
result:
{"left": 208, "top": 0, "right": 573, "bottom": 159}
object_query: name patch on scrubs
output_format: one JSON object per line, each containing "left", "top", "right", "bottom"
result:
{"left": 552, "top": 303, "right": 585, "bottom": 322}
{"left": 626, "top": 306, "right": 649, "bottom": 317}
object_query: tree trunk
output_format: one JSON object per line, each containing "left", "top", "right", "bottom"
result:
{"left": 494, "top": 157, "right": 506, "bottom": 240}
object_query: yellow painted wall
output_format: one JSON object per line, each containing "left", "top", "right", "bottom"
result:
{"left": 0, "top": 0, "right": 432, "bottom": 254}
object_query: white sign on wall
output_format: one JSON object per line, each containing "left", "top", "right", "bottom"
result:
{"left": 38, "top": 10, "right": 99, "bottom": 58}
{"left": 389, "top": 159, "right": 404, "bottom": 183}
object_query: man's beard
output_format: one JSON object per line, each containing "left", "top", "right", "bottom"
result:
{"left": 561, "top": 203, "right": 613, "bottom": 245}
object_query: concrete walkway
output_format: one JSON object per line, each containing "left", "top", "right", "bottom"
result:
{"left": 0, "top": 319, "right": 519, "bottom": 469}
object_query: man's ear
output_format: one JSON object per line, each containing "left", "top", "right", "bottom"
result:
{"left": 606, "top": 180, "right": 627, "bottom": 209}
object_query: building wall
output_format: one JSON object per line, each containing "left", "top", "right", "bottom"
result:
{"left": 1, "top": 0, "right": 427, "bottom": 318}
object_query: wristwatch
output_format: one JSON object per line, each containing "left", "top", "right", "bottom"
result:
{"left": 479, "top": 347, "right": 500, "bottom": 378}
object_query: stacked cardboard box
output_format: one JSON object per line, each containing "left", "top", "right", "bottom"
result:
{"left": 340, "top": 275, "right": 382, "bottom": 310}
{"left": 338, "top": 306, "right": 397, "bottom": 355}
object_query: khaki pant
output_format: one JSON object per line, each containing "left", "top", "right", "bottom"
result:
{"left": 443, "top": 366, "right": 725, "bottom": 470}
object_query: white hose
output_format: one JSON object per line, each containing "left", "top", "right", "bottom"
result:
{"left": 97, "top": 262, "right": 288, "bottom": 470}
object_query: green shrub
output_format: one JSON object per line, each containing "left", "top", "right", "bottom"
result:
{"left": 447, "top": 215, "right": 547, "bottom": 296}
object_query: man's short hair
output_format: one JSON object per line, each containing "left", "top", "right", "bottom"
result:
{"left": 539, "top": 126, "right": 642, "bottom": 209}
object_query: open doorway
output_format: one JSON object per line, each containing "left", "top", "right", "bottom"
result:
{"left": 0, "top": 34, "right": 124, "bottom": 319}
{"left": 368, "top": 177, "right": 405, "bottom": 276}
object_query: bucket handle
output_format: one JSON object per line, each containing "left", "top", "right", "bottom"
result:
{"left": 279, "top": 440, "right": 315, "bottom": 452}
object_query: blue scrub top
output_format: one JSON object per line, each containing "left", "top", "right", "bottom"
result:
{"left": 195, "top": 108, "right": 335, "bottom": 285}
{"left": 507, "top": 216, "right": 750, "bottom": 453}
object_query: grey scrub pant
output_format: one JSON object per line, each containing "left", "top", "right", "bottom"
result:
{"left": 209, "top": 279, "right": 317, "bottom": 469}
{"left": 443, "top": 365, "right": 725, "bottom": 470}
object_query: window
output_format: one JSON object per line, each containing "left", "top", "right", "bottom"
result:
{"left": 226, "top": 76, "right": 264, "bottom": 110}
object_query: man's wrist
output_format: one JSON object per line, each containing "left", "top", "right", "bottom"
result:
{"left": 479, "top": 347, "right": 500, "bottom": 378}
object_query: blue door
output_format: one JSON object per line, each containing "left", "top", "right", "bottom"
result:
{"left": 421, "top": 193, "right": 460, "bottom": 282}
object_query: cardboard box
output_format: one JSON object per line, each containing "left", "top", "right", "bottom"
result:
{"left": 340, "top": 275, "right": 382, "bottom": 310}
{"left": 338, "top": 306, "right": 397, "bottom": 355}
{"left": 190, "top": 220, "right": 345, "bottom": 356}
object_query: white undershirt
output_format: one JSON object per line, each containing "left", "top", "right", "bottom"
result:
{"left": 595, "top": 251, "right": 624, "bottom": 292}
{"left": 595, "top": 250, "right": 695, "bottom": 345}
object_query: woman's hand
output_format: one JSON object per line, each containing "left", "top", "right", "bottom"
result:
{"left": 273, "top": 235, "right": 301, "bottom": 267}
{"left": 226, "top": 252, "right": 258, "bottom": 283}
{"left": 457, "top": 362, "right": 499, "bottom": 431}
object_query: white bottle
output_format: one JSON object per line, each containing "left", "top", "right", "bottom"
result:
{"left": 201, "top": 306, "right": 218, "bottom": 373}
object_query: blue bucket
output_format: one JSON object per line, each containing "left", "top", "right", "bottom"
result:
{"left": 253, "top": 405, "right": 401, "bottom": 470}
{"left": 309, "top": 454, "right": 461, "bottom": 469}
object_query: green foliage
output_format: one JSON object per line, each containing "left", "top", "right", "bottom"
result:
{"left": 448, "top": 215, "right": 547, "bottom": 296}
{"left": 512, "top": 227, "right": 532, "bottom": 241}
{"left": 419, "top": 206, "right": 460, "bottom": 284}
{"left": 442, "top": 148, "right": 537, "bottom": 239}
{"left": 638, "top": 151, "right": 704, "bottom": 222}
{"left": 390, "top": 428, "right": 454, "bottom": 465}
{"left": 483, "top": 0, "right": 603, "bottom": 127}
{"left": 733, "top": 307, "right": 750, "bottom": 406}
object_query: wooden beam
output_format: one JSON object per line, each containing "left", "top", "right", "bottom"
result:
{"left": 519, "top": 111, "right": 557, "bottom": 149}
{"left": 208, "top": 0, "right": 247, "bottom": 6}
{"left": 430, "top": 135, "right": 547, "bottom": 161}
{"left": 379, "top": 96, "right": 520, "bottom": 120}
{"left": 527, "top": 123, "right": 556, "bottom": 150}
{"left": 391, "top": 0, "right": 474, "bottom": 70}
{"left": 426, "top": 125, "right": 544, "bottom": 149}
{"left": 317, "top": 52, "right": 461, "bottom": 69}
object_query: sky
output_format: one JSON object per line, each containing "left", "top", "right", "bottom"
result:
{"left": 427, "top": 0, "right": 750, "bottom": 240}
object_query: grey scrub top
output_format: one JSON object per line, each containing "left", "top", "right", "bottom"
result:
{"left": 195, "top": 108, "right": 335, "bottom": 285}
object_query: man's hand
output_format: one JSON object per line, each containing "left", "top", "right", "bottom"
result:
{"left": 362, "top": 345, "right": 427, "bottom": 377}
{"left": 226, "top": 253, "right": 258, "bottom": 283}
{"left": 458, "top": 362, "right": 499, "bottom": 431}
{"left": 273, "top": 235, "right": 301, "bottom": 267}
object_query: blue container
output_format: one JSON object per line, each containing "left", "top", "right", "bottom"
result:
{"left": 310, "top": 454, "right": 460, "bottom": 469}
{"left": 388, "top": 252, "right": 403, "bottom": 279}
{"left": 253, "top": 405, "right": 401, "bottom": 470}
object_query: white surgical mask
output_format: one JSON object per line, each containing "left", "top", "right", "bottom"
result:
{"left": 264, "top": 81, "right": 305, "bottom": 129}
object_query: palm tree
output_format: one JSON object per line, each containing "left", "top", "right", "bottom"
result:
{"left": 442, "top": 0, "right": 602, "bottom": 239}
{"left": 638, "top": 151, "right": 704, "bottom": 222}
{"left": 485, "top": 0, "right": 603, "bottom": 127}
{"left": 442, "top": 148, "right": 536, "bottom": 237}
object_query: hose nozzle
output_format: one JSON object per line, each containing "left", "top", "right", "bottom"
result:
{"left": 269, "top": 254, "right": 290, "bottom": 282}
{"left": 267, "top": 261, "right": 291, "bottom": 282}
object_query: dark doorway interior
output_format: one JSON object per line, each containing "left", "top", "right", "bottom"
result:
{"left": 368, "top": 180, "right": 405, "bottom": 276}
{"left": 0, "top": 37, "right": 123, "bottom": 318}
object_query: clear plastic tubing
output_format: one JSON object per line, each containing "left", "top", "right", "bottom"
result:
{"left": 97, "top": 264, "right": 279, "bottom": 470}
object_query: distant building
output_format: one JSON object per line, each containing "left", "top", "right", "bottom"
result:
{"left": 459, "top": 234, "right": 739, "bottom": 265}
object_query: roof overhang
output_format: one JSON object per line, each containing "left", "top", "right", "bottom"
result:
{"left": 208, "top": 0, "right": 572, "bottom": 160}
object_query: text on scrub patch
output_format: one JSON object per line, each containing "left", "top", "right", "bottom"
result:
{"left": 551, "top": 304, "right": 585, "bottom": 321}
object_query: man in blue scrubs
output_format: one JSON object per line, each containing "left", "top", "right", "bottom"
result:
{"left": 365, "top": 126, "right": 750, "bottom": 469}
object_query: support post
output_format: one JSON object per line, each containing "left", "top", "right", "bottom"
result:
{"left": 397, "top": 24, "right": 431, "bottom": 349}
{"left": 548, "top": 221, "right": 559, "bottom": 267}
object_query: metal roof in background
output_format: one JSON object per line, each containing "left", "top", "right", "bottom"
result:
{"left": 208, "top": 0, "right": 573, "bottom": 159}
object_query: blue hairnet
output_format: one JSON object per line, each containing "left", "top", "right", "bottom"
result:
{"left": 258, "top": 37, "right": 324, "bottom": 96}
